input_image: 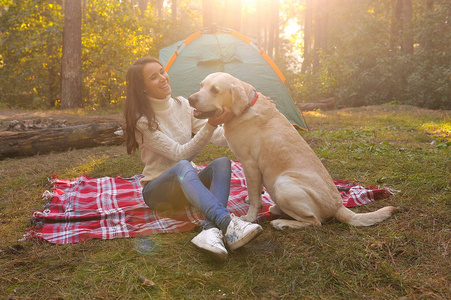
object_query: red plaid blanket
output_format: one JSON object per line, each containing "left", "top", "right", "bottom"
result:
{"left": 22, "top": 161, "right": 396, "bottom": 244}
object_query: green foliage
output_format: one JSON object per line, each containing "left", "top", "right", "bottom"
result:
{"left": 292, "top": 55, "right": 337, "bottom": 103}
{"left": 0, "top": 0, "right": 449, "bottom": 109}
{"left": 403, "top": 3, "right": 451, "bottom": 110}
{"left": 0, "top": 0, "right": 201, "bottom": 109}
{"left": 292, "top": 0, "right": 450, "bottom": 109}
{"left": 0, "top": 0, "right": 63, "bottom": 108}
{"left": 81, "top": 0, "right": 200, "bottom": 110}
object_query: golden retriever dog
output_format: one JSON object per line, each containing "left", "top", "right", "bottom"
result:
{"left": 189, "top": 72, "right": 397, "bottom": 230}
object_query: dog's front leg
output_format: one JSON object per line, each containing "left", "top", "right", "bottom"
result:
{"left": 240, "top": 163, "right": 263, "bottom": 222}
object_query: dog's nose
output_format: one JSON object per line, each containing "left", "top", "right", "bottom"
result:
{"left": 188, "top": 95, "right": 197, "bottom": 106}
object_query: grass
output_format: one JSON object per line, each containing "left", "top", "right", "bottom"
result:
{"left": 0, "top": 104, "right": 449, "bottom": 299}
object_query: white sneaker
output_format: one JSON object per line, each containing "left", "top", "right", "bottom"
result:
{"left": 225, "top": 214, "right": 263, "bottom": 251}
{"left": 191, "top": 228, "right": 228, "bottom": 262}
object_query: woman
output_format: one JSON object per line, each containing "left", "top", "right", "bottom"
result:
{"left": 124, "top": 57, "right": 262, "bottom": 262}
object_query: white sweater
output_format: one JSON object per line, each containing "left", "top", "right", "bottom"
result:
{"left": 136, "top": 95, "right": 228, "bottom": 185}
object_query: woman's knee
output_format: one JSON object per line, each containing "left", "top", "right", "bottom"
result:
{"left": 174, "top": 160, "right": 193, "bottom": 169}
{"left": 174, "top": 160, "right": 197, "bottom": 180}
{"left": 174, "top": 160, "right": 195, "bottom": 174}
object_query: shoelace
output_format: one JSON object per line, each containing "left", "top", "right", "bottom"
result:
{"left": 231, "top": 216, "right": 248, "bottom": 234}
{"left": 209, "top": 230, "right": 224, "bottom": 246}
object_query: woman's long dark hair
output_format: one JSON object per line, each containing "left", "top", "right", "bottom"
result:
{"left": 124, "top": 57, "right": 162, "bottom": 154}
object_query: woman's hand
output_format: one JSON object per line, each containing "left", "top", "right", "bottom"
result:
{"left": 208, "top": 106, "right": 234, "bottom": 126}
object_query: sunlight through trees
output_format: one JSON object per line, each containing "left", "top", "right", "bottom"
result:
{"left": 0, "top": 0, "right": 449, "bottom": 110}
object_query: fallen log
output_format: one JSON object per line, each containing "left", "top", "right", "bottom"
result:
{"left": 0, "top": 123, "right": 124, "bottom": 159}
{"left": 297, "top": 97, "right": 336, "bottom": 111}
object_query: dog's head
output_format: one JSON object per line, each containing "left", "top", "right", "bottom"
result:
{"left": 188, "top": 72, "right": 255, "bottom": 118}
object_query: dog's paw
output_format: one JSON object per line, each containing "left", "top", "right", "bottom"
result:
{"left": 270, "top": 220, "right": 286, "bottom": 230}
{"left": 240, "top": 214, "right": 256, "bottom": 223}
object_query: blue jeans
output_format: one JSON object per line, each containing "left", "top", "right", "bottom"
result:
{"left": 142, "top": 157, "right": 232, "bottom": 231}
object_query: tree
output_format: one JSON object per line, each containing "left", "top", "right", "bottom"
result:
{"left": 224, "top": 0, "right": 242, "bottom": 32}
{"left": 45, "top": 0, "right": 60, "bottom": 107}
{"left": 267, "top": 0, "right": 279, "bottom": 59}
{"left": 0, "top": 0, "right": 64, "bottom": 108}
{"left": 0, "top": 0, "right": 449, "bottom": 110}
{"left": 401, "top": 0, "right": 413, "bottom": 55}
{"left": 138, "top": 0, "right": 149, "bottom": 12}
{"left": 61, "top": 0, "right": 82, "bottom": 108}
{"left": 171, "top": 0, "right": 177, "bottom": 19}
{"left": 154, "top": 0, "right": 164, "bottom": 18}
{"left": 391, "top": 0, "right": 413, "bottom": 55}
{"left": 253, "top": 0, "right": 280, "bottom": 58}
{"left": 202, "top": 0, "right": 241, "bottom": 30}
{"left": 301, "top": 0, "right": 313, "bottom": 73}
{"left": 312, "top": 0, "right": 328, "bottom": 73}
{"left": 202, "top": 0, "right": 214, "bottom": 28}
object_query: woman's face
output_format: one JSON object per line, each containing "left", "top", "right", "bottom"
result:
{"left": 142, "top": 62, "right": 172, "bottom": 99}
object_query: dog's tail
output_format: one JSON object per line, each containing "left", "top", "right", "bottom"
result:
{"left": 333, "top": 205, "right": 397, "bottom": 226}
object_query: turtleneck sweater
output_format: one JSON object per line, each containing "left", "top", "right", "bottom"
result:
{"left": 136, "top": 95, "right": 228, "bottom": 185}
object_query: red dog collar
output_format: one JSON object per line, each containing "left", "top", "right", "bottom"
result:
{"left": 249, "top": 89, "right": 258, "bottom": 107}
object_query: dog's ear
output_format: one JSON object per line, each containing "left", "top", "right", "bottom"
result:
{"left": 230, "top": 84, "right": 249, "bottom": 116}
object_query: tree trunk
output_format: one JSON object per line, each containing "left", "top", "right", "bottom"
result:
{"left": 274, "top": 0, "right": 280, "bottom": 59}
{"left": 0, "top": 123, "right": 124, "bottom": 159}
{"left": 61, "top": 0, "right": 82, "bottom": 109}
{"left": 138, "top": 0, "right": 149, "bottom": 13}
{"left": 391, "top": 0, "right": 401, "bottom": 51}
{"left": 155, "top": 0, "right": 164, "bottom": 18}
{"left": 313, "top": 0, "right": 328, "bottom": 73}
{"left": 172, "top": 0, "right": 177, "bottom": 19}
{"left": 202, "top": 0, "right": 214, "bottom": 28}
{"left": 301, "top": 0, "right": 313, "bottom": 73}
{"left": 401, "top": 0, "right": 413, "bottom": 55}
{"left": 422, "top": 0, "right": 435, "bottom": 51}
{"left": 45, "top": 0, "right": 59, "bottom": 107}
{"left": 268, "top": 5, "right": 275, "bottom": 59}
{"left": 268, "top": 0, "right": 279, "bottom": 59}
{"left": 224, "top": 0, "right": 241, "bottom": 32}
{"left": 256, "top": 0, "right": 267, "bottom": 49}
{"left": 391, "top": 0, "right": 412, "bottom": 53}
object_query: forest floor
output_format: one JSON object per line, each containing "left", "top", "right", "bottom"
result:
{"left": 0, "top": 104, "right": 450, "bottom": 299}
{"left": 0, "top": 108, "right": 123, "bottom": 127}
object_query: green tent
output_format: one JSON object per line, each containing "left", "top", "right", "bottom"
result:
{"left": 159, "top": 27, "right": 308, "bottom": 131}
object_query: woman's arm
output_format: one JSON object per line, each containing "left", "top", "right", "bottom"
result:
{"left": 137, "top": 118, "right": 216, "bottom": 162}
